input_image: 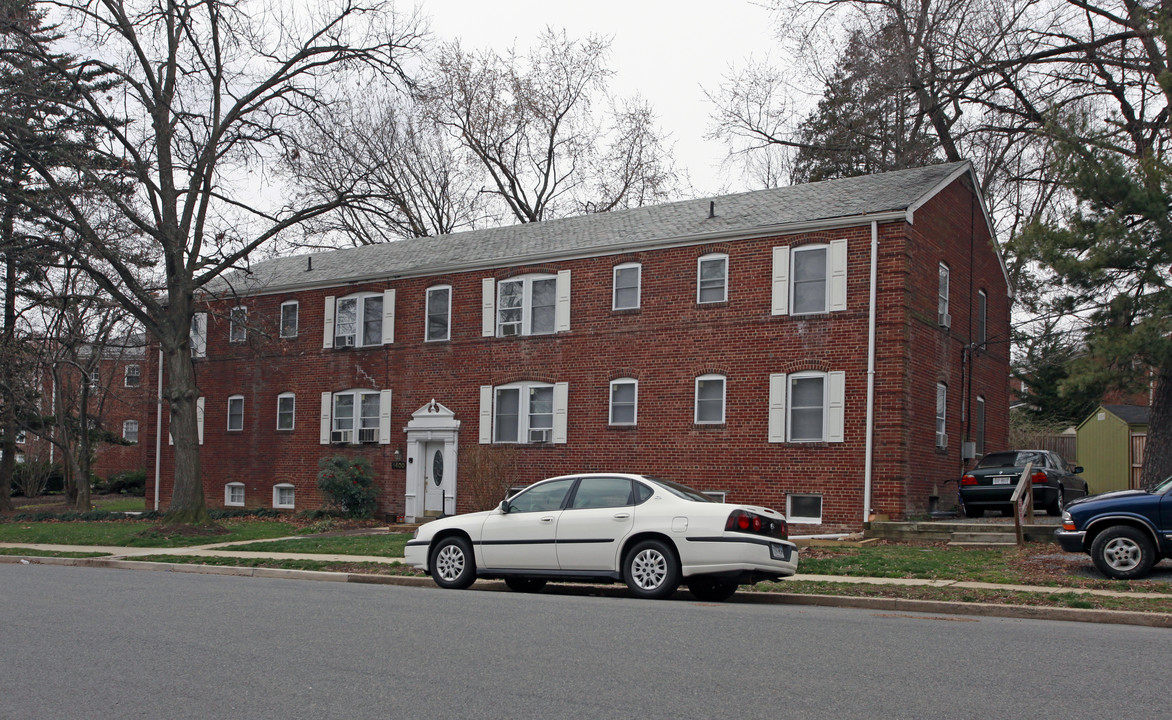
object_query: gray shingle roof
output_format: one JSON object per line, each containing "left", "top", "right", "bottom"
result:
{"left": 226, "top": 161, "right": 973, "bottom": 295}
{"left": 1103, "top": 404, "right": 1150, "bottom": 425}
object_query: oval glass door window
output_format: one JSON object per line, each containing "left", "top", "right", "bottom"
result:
{"left": 432, "top": 449, "right": 444, "bottom": 486}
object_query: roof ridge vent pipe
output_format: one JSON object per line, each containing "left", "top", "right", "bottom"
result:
{"left": 708, "top": 201, "right": 715, "bottom": 219}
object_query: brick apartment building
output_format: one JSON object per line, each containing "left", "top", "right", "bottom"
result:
{"left": 143, "top": 161, "right": 1011, "bottom": 532}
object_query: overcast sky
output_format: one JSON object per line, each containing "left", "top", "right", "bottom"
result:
{"left": 424, "top": 0, "right": 783, "bottom": 196}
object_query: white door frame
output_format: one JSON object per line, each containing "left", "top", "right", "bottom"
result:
{"left": 404, "top": 400, "right": 460, "bottom": 522}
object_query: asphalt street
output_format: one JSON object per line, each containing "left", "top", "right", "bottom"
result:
{"left": 3, "top": 563, "right": 1166, "bottom": 720}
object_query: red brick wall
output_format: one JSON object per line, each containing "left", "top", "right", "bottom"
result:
{"left": 143, "top": 175, "right": 1011, "bottom": 531}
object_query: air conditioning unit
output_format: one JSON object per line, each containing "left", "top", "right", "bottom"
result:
{"left": 336, "top": 334, "right": 356, "bottom": 348}
{"left": 358, "top": 428, "right": 379, "bottom": 444}
{"left": 331, "top": 430, "right": 353, "bottom": 444}
{"left": 500, "top": 323, "right": 520, "bottom": 337}
{"left": 938, "top": 312, "right": 951, "bottom": 329}
{"left": 962, "top": 441, "right": 976, "bottom": 460}
{"left": 528, "top": 428, "right": 551, "bottom": 444}
{"left": 936, "top": 432, "right": 948, "bottom": 449}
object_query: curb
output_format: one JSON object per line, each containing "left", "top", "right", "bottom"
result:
{"left": 5, "top": 554, "right": 1170, "bottom": 628}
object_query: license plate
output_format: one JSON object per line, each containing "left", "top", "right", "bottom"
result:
{"left": 992, "top": 477, "right": 1012, "bottom": 485}
{"left": 769, "top": 543, "right": 789, "bottom": 561}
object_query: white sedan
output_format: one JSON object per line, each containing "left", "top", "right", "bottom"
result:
{"left": 403, "top": 473, "right": 799, "bottom": 601}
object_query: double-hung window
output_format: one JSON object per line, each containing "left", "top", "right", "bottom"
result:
{"left": 480, "top": 381, "right": 568, "bottom": 444}
{"left": 190, "top": 313, "right": 207, "bottom": 358}
{"left": 936, "top": 383, "right": 948, "bottom": 448}
{"left": 613, "top": 263, "right": 641, "bottom": 310}
{"left": 280, "top": 301, "right": 299, "bottom": 338}
{"left": 609, "top": 379, "right": 638, "bottom": 425}
{"left": 772, "top": 241, "right": 847, "bottom": 315}
{"left": 977, "top": 290, "right": 987, "bottom": 346}
{"left": 273, "top": 483, "right": 295, "bottom": 509}
{"left": 694, "top": 374, "right": 726, "bottom": 424}
{"left": 791, "top": 246, "right": 829, "bottom": 314}
{"left": 768, "top": 371, "right": 845, "bottom": 443}
{"left": 124, "top": 364, "right": 141, "bottom": 388}
{"left": 225, "top": 482, "right": 244, "bottom": 507}
{"left": 498, "top": 276, "right": 556, "bottom": 336}
{"left": 938, "top": 264, "right": 951, "bottom": 327}
{"left": 426, "top": 286, "right": 451, "bottom": 341}
{"left": 123, "top": 420, "right": 139, "bottom": 443}
{"left": 229, "top": 307, "right": 247, "bottom": 343}
{"left": 336, "top": 295, "right": 382, "bottom": 347}
{"left": 697, "top": 254, "right": 728, "bottom": 304}
{"left": 277, "top": 393, "right": 295, "bottom": 431}
{"left": 332, "top": 390, "right": 381, "bottom": 444}
{"left": 227, "top": 395, "right": 244, "bottom": 432}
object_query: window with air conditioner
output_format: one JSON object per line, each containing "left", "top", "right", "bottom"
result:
{"left": 332, "top": 390, "right": 381, "bottom": 444}
{"left": 489, "top": 381, "right": 564, "bottom": 444}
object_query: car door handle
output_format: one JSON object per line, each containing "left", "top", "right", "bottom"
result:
{"left": 540, "top": 516, "right": 555, "bottom": 523}
{"left": 613, "top": 513, "right": 630, "bottom": 520}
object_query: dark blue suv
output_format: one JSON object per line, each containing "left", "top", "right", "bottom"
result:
{"left": 1056, "top": 475, "right": 1172, "bottom": 579}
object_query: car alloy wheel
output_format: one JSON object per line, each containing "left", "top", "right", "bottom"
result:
{"left": 623, "top": 539, "right": 680, "bottom": 599}
{"left": 1090, "top": 526, "right": 1156, "bottom": 580}
{"left": 431, "top": 536, "right": 476, "bottom": 589}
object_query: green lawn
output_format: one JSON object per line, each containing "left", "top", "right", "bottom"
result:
{"left": 0, "top": 520, "right": 298, "bottom": 547}
{"left": 93, "top": 497, "right": 147, "bottom": 513}
{"left": 798, "top": 544, "right": 1022, "bottom": 582}
{"left": 226, "top": 534, "right": 411, "bottom": 557}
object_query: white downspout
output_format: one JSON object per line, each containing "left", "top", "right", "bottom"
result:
{"left": 863, "top": 221, "right": 878, "bottom": 524}
{"left": 154, "top": 349, "right": 163, "bottom": 511}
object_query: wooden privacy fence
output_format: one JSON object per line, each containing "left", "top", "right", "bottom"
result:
{"left": 1131, "top": 432, "right": 1147, "bottom": 489}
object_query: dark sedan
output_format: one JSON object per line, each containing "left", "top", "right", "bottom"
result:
{"left": 959, "top": 450, "right": 1089, "bottom": 518}
{"left": 1056, "top": 475, "right": 1172, "bottom": 579}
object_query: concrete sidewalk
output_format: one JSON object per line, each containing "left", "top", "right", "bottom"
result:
{"left": 4, "top": 539, "right": 1171, "bottom": 628}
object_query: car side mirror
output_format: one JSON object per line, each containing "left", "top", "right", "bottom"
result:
{"left": 498, "top": 500, "right": 511, "bottom": 514}
{"left": 1074, "top": 466, "right": 1084, "bottom": 474}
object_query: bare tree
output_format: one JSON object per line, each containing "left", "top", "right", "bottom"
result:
{"left": 0, "top": 0, "right": 425, "bottom": 525}
{"left": 421, "top": 28, "right": 683, "bottom": 224}
{"left": 286, "top": 95, "right": 485, "bottom": 247}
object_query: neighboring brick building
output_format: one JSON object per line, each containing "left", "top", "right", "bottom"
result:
{"left": 144, "top": 161, "right": 1011, "bottom": 532}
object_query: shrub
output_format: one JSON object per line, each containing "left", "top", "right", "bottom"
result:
{"left": 104, "top": 470, "right": 147, "bottom": 496}
{"left": 316, "top": 455, "right": 378, "bottom": 519}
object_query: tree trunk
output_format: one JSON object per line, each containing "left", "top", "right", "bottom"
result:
{"left": 73, "top": 381, "right": 91, "bottom": 511}
{"left": 163, "top": 340, "right": 209, "bottom": 525}
{"left": 1140, "top": 363, "right": 1172, "bottom": 490}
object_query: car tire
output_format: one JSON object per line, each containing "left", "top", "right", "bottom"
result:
{"left": 504, "top": 577, "right": 547, "bottom": 593}
{"left": 623, "top": 539, "right": 680, "bottom": 600}
{"left": 687, "top": 577, "right": 739, "bottom": 602}
{"left": 430, "top": 536, "right": 476, "bottom": 589}
{"left": 963, "top": 504, "right": 984, "bottom": 519}
{"left": 1090, "top": 526, "right": 1156, "bottom": 580}
{"left": 1045, "top": 487, "right": 1063, "bottom": 517}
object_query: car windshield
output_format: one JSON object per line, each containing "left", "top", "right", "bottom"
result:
{"left": 977, "top": 451, "right": 1045, "bottom": 469}
{"left": 642, "top": 477, "right": 715, "bottom": 502}
{"left": 1153, "top": 475, "right": 1172, "bottom": 494}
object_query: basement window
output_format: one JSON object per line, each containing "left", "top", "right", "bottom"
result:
{"left": 787, "top": 494, "right": 823, "bottom": 524}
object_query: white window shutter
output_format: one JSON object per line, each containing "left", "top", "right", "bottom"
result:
{"left": 378, "top": 389, "right": 393, "bottom": 444}
{"left": 768, "top": 373, "right": 787, "bottom": 443}
{"left": 553, "top": 382, "right": 569, "bottom": 443}
{"left": 381, "top": 289, "right": 396, "bottom": 344}
{"left": 481, "top": 278, "right": 495, "bottom": 337}
{"left": 827, "top": 371, "right": 845, "bottom": 442}
{"left": 323, "top": 296, "right": 335, "bottom": 349}
{"left": 196, "top": 397, "right": 205, "bottom": 445}
{"left": 771, "top": 246, "right": 790, "bottom": 315}
{"left": 555, "top": 270, "right": 571, "bottom": 332}
{"left": 829, "top": 239, "right": 848, "bottom": 312}
{"left": 478, "top": 385, "right": 493, "bottom": 444}
{"left": 319, "top": 392, "right": 332, "bottom": 445}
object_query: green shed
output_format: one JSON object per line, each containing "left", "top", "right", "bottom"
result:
{"left": 1075, "top": 404, "right": 1149, "bottom": 493}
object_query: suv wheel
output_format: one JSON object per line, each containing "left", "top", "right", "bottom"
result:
{"left": 1090, "top": 526, "right": 1156, "bottom": 580}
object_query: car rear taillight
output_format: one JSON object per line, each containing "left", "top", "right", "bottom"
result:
{"left": 1031, "top": 471, "right": 1047, "bottom": 483}
{"left": 726, "top": 509, "right": 788, "bottom": 540}
{"left": 961, "top": 474, "right": 977, "bottom": 486}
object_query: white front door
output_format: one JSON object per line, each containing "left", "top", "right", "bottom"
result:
{"left": 423, "top": 440, "right": 446, "bottom": 515}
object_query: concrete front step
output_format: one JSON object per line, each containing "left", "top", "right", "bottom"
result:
{"left": 949, "top": 532, "right": 1018, "bottom": 544}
